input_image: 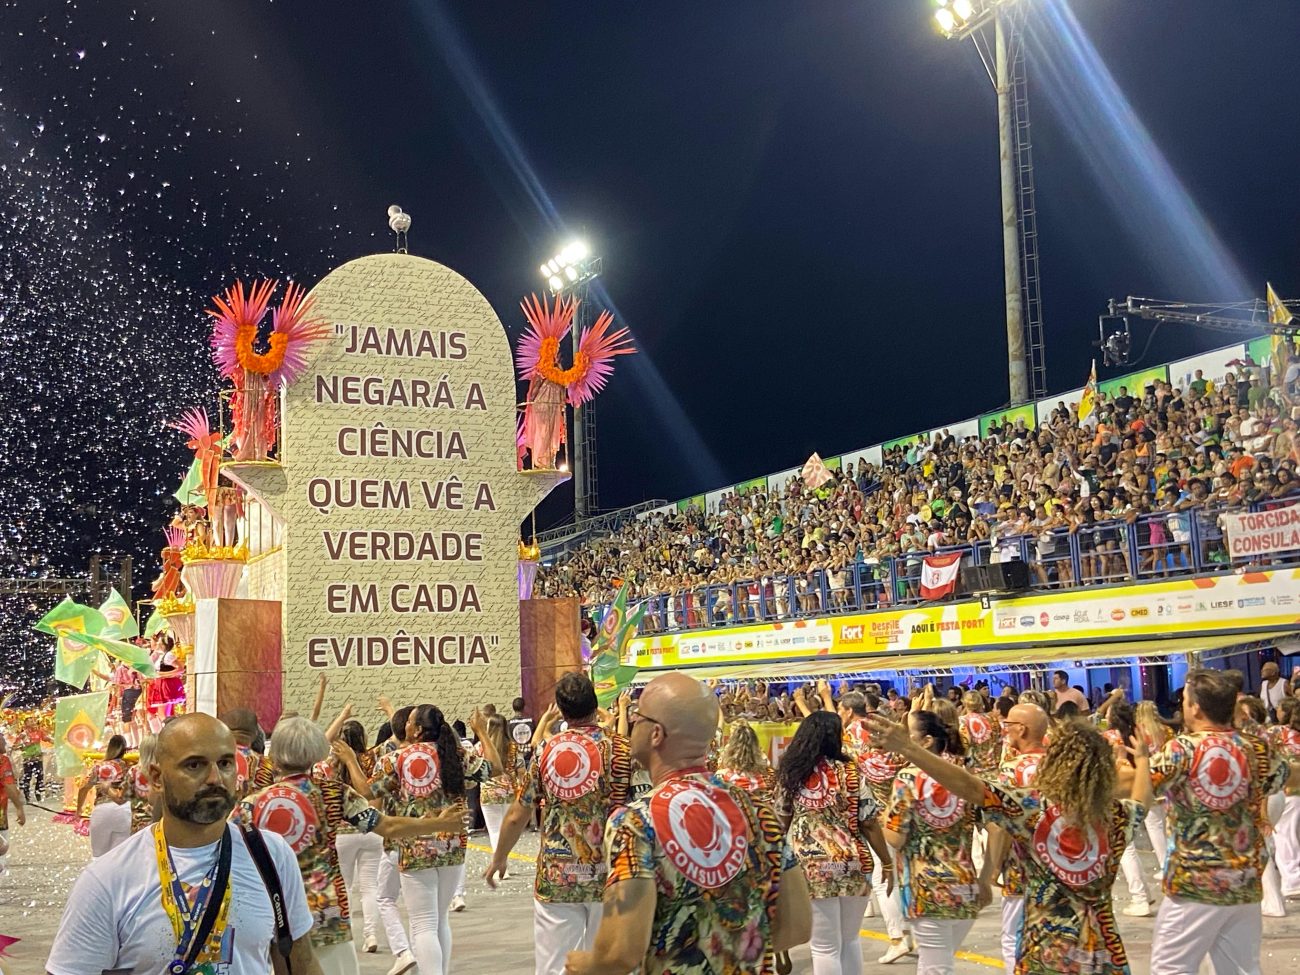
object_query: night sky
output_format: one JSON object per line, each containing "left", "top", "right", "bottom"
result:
{"left": 2, "top": 1, "right": 1298, "bottom": 692}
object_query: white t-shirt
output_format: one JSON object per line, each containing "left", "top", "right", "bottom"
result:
{"left": 47, "top": 823, "right": 313, "bottom": 975}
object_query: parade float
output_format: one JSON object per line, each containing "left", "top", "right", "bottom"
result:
{"left": 23, "top": 245, "right": 636, "bottom": 757}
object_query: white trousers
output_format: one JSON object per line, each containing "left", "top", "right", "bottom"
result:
{"left": 1119, "top": 844, "right": 1150, "bottom": 903}
{"left": 336, "top": 831, "right": 383, "bottom": 944}
{"left": 1000, "top": 896, "right": 1024, "bottom": 975}
{"left": 316, "top": 940, "right": 361, "bottom": 975}
{"left": 809, "top": 895, "right": 869, "bottom": 975}
{"left": 1262, "top": 792, "right": 1287, "bottom": 917}
{"left": 1150, "top": 896, "right": 1262, "bottom": 975}
{"left": 483, "top": 802, "right": 509, "bottom": 858}
{"left": 1145, "top": 799, "right": 1169, "bottom": 871}
{"left": 870, "top": 856, "right": 906, "bottom": 940}
{"left": 535, "top": 900, "right": 603, "bottom": 975}
{"left": 912, "top": 916, "right": 976, "bottom": 975}
{"left": 377, "top": 849, "right": 411, "bottom": 957}
{"left": 89, "top": 801, "right": 131, "bottom": 858}
{"left": 1277, "top": 794, "right": 1300, "bottom": 895}
{"left": 401, "top": 863, "right": 464, "bottom": 975}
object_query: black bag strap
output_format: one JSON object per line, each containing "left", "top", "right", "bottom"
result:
{"left": 239, "top": 824, "right": 294, "bottom": 973}
{"left": 176, "top": 826, "right": 233, "bottom": 974}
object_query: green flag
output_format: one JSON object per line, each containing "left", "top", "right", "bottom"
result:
{"left": 55, "top": 691, "right": 110, "bottom": 776}
{"left": 86, "top": 632, "right": 156, "bottom": 678}
{"left": 589, "top": 581, "right": 646, "bottom": 707}
{"left": 34, "top": 597, "right": 106, "bottom": 638}
{"left": 144, "top": 610, "right": 170, "bottom": 638}
{"left": 98, "top": 589, "right": 139, "bottom": 640}
{"left": 36, "top": 599, "right": 107, "bottom": 688}
{"left": 174, "top": 455, "right": 205, "bottom": 505}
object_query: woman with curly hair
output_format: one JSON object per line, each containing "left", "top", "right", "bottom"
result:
{"left": 777, "top": 711, "right": 892, "bottom": 975}
{"left": 868, "top": 714, "right": 1151, "bottom": 975}
{"left": 715, "top": 719, "right": 776, "bottom": 805}
{"left": 883, "top": 711, "right": 978, "bottom": 975}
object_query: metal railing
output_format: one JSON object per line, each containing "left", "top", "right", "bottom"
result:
{"left": 588, "top": 498, "right": 1300, "bottom": 636}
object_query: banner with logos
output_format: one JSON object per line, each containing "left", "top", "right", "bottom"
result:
{"left": 1224, "top": 503, "right": 1300, "bottom": 560}
{"left": 626, "top": 567, "right": 1300, "bottom": 669}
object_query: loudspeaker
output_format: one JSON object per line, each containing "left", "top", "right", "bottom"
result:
{"left": 961, "top": 561, "right": 1031, "bottom": 594}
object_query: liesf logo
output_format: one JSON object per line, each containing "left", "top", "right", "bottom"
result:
{"left": 840, "top": 624, "right": 864, "bottom": 644}
{"left": 1209, "top": 600, "right": 1233, "bottom": 610}
{"left": 1110, "top": 609, "right": 1126, "bottom": 621}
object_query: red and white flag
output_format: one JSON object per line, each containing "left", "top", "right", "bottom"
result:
{"left": 919, "top": 552, "right": 962, "bottom": 600}
{"left": 802, "top": 452, "right": 833, "bottom": 489}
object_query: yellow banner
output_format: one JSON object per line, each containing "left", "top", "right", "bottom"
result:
{"left": 627, "top": 567, "right": 1300, "bottom": 669}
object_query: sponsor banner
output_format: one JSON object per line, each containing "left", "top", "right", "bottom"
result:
{"left": 1099, "top": 364, "right": 1168, "bottom": 400}
{"left": 626, "top": 567, "right": 1300, "bottom": 669}
{"left": 749, "top": 720, "right": 800, "bottom": 768}
{"left": 978, "top": 404, "right": 1036, "bottom": 439}
{"left": 1223, "top": 503, "right": 1300, "bottom": 559}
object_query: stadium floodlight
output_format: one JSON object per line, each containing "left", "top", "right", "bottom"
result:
{"left": 541, "top": 239, "right": 601, "bottom": 296}
{"left": 930, "top": 0, "right": 1043, "bottom": 406}
{"left": 933, "top": 0, "right": 1005, "bottom": 42}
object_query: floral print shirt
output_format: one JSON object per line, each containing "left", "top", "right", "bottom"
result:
{"left": 605, "top": 769, "right": 795, "bottom": 975}
{"left": 235, "top": 743, "right": 275, "bottom": 796}
{"left": 235, "top": 770, "right": 380, "bottom": 947}
{"left": 778, "top": 757, "right": 877, "bottom": 899}
{"left": 312, "top": 750, "right": 377, "bottom": 836}
{"left": 993, "top": 749, "right": 1045, "bottom": 897}
{"left": 716, "top": 766, "right": 777, "bottom": 807}
{"left": 86, "top": 758, "right": 130, "bottom": 806}
{"left": 1150, "top": 729, "right": 1289, "bottom": 904}
{"left": 1265, "top": 725, "right": 1300, "bottom": 797}
{"left": 0, "top": 754, "right": 15, "bottom": 831}
{"left": 887, "top": 763, "right": 980, "bottom": 919}
{"left": 479, "top": 741, "right": 526, "bottom": 806}
{"left": 980, "top": 782, "right": 1142, "bottom": 975}
{"left": 370, "top": 741, "right": 489, "bottom": 872}
{"left": 961, "top": 712, "right": 1001, "bottom": 775}
{"left": 128, "top": 762, "right": 154, "bottom": 834}
{"left": 517, "top": 723, "right": 632, "bottom": 903}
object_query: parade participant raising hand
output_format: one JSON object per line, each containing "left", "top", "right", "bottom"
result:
{"left": 882, "top": 711, "right": 979, "bottom": 975}
{"left": 867, "top": 712, "right": 1150, "bottom": 975}
{"left": 778, "top": 711, "right": 890, "bottom": 975}
{"left": 76, "top": 734, "right": 132, "bottom": 859}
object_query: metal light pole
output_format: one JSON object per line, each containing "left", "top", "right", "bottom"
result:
{"left": 935, "top": 0, "right": 1046, "bottom": 405}
{"left": 994, "top": 12, "right": 1028, "bottom": 404}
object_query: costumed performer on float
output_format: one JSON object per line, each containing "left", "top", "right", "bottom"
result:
{"left": 514, "top": 292, "right": 635, "bottom": 470}
{"left": 208, "top": 278, "right": 330, "bottom": 462}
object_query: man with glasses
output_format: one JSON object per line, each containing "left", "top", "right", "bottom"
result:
{"left": 978, "top": 702, "right": 1049, "bottom": 975}
{"left": 565, "top": 672, "right": 811, "bottom": 975}
{"left": 484, "top": 673, "right": 631, "bottom": 975}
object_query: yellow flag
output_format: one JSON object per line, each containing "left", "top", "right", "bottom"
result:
{"left": 1267, "top": 283, "right": 1294, "bottom": 326}
{"left": 1077, "top": 359, "right": 1098, "bottom": 421}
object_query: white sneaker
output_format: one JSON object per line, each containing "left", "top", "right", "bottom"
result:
{"left": 450, "top": 894, "right": 467, "bottom": 912}
{"left": 386, "top": 950, "right": 417, "bottom": 975}
{"left": 865, "top": 899, "right": 877, "bottom": 918}
{"left": 364, "top": 936, "right": 378, "bottom": 953}
{"left": 1122, "top": 900, "right": 1152, "bottom": 917}
{"left": 878, "top": 941, "right": 910, "bottom": 965}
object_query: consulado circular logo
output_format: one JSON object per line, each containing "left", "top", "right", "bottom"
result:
{"left": 651, "top": 779, "right": 749, "bottom": 889}
{"left": 541, "top": 732, "right": 603, "bottom": 800}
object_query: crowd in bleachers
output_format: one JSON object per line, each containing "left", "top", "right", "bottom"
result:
{"left": 537, "top": 354, "right": 1300, "bottom": 628}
